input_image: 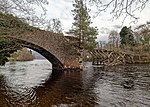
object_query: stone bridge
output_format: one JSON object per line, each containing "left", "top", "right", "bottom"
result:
{"left": 0, "top": 13, "right": 81, "bottom": 70}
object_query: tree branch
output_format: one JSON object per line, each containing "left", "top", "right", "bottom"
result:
{"left": 90, "top": 0, "right": 149, "bottom": 22}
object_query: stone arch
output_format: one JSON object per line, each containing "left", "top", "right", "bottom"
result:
{"left": 22, "top": 42, "right": 64, "bottom": 70}
{"left": 0, "top": 12, "right": 80, "bottom": 69}
{"left": 1, "top": 31, "right": 80, "bottom": 69}
{"left": 1, "top": 36, "right": 64, "bottom": 69}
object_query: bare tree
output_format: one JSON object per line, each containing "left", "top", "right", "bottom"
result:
{"left": 0, "top": 0, "right": 48, "bottom": 27}
{"left": 1, "top": 0, "right": 149, "bottom": 27}
{"left": 108, "top": 30, "right": 119, "bottom": 48}
{"left": 0, "top": 0, "right": 11, "bottom": 13}
{"left": 134, "top": 21, "right": 150, "bottom": 44}
{"left": 0, "top": 0, "right": 48, "bottom": 14}
{"left": 46, "top": 19, "right": 63, "bottom": 34}
{"left": 89, "top": 0, "right": 149, "bottom": 23}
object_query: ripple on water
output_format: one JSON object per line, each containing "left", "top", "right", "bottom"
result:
{"left": 0, "top": 61, "right": 150, "bottom": 107}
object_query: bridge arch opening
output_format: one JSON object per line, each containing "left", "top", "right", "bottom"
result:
{"left": 24, "top": 45, "right": 64, "bottom": 70}
{"left": 1, "top": 36, "right": 64, "bottom": 70}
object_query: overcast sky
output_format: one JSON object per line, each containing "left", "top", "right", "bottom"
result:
{"left": 43, "top": 0, "right": 150, "bottom": 42}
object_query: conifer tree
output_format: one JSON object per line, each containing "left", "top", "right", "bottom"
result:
{"left": 68, "top": 0, "right": 98, "bottom": 50}
{"left": 120, "top": 26, "right": 134, "bottom": 46}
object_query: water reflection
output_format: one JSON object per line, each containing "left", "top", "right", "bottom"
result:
{"left": 0, "top": 60, "right": 52, "bottom": 106}
{"left": 0, "top": 60, "right": 150, "bottom": 107}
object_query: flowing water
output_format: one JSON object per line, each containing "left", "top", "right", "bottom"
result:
{"left": 0, "top": 59, "right": 150, "bottom": 107}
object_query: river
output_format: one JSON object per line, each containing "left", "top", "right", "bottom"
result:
{"left": 0, "top": 59, "right": 150, "bottom": 107}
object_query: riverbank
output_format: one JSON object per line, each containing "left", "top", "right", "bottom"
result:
{"left": 9, "top": 48, "right": 34, "bottom": 61}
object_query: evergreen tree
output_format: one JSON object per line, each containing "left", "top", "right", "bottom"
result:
{"left": 68, "top": 0, "right": 98, "bottom": 50}
{"left": 120, "top": 26, "right": 134, "bottom": 46}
